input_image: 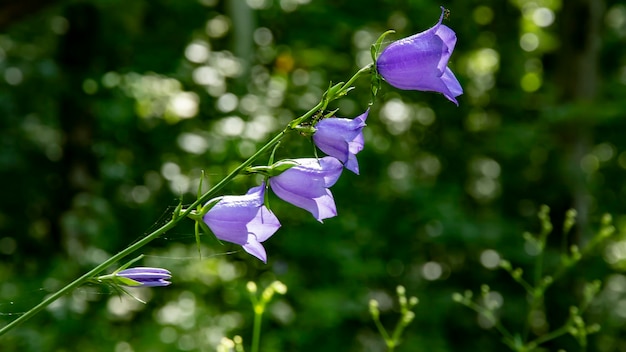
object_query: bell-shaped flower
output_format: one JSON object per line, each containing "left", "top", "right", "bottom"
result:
{"left": 376, "top": 7, "right": 463, "bottom": 105}
{"left": 203, "top": 184, "right": 281, "bottom": 263}
{"left": 269, "top": 157, "right": 343, "bottom": 222}
{"left": 312, "top": 110, "right": 368, "bottom": 175}
{"left": 115, "top": 267, "right": 172, "bottom": 287}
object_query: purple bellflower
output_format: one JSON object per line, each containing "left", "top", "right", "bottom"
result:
{"left": 116, "top": 267, "right": 172, "bottom": 287}
{"left": 312, "top": 110, "right": 368, "bottom": 175}
{"left": 269, "top": 156, "right": 343, "bottom": 222}
{"left": 203, "top": 184, "right": 281, "bottom": 263}
{"left": 376, "top": 7, "right": 463, "bottom": 105}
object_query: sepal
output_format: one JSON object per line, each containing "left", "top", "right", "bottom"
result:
{"left": 371, "top": 29, "right": 396, "bottom": 62}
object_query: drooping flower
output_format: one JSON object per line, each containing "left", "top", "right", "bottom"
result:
{"left": 312, "top": 110, "right": 368, "bottom": 174}
{"left": 376, "top": 7, "right": 463, "bottom": 105}
{"left": 116, "top": 267, "right": 172, "bottom": 287}
{"left": 269, "top": 156, "right": 343, "bottom": 222}
{"left": 203, "top": 184, "right": 281, "bottom": 263}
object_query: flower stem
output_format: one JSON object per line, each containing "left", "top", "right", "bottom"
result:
{"left": 0, "top": 62, "right": 374, "bottom": 337}
{"left": 0, "top": 218, "right": 177, "bottom": 336}
{"left": 340, "top": 64, "right": 373, "bottom": 93}
{"left": 250, "top": 306, "right": 263, "bottom": 352}
{"left": 288, "top": 64, "right": 373, "bottom": 129}
{"left": 0, "top": 128, "right": 287, "bottom": 336}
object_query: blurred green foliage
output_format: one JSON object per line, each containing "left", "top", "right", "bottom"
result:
{"left": 2, "top": 0, "right": 626, "bottom": 351}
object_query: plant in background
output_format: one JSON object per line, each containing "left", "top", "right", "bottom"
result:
{"left": 370, "top": 285, "right": 419, "bottom": 352}
{"left": 453, "top": 206, "right": 614, "bottom": 351}
{"left": 214, "top": 281, "right": 288, "bottom": 352}
{"left": 248, "top": 281, "right": 288, "bottom": 352}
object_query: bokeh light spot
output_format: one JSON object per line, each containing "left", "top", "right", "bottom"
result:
{"left": 532, "top": 8, "right": 555, "bottom": 27}
{"left": 219, "top": 116, "right": 246, "bottom": 136}
{"left": 185, "top": 41, "right": 211, "bottom": 63}
{"left": 415, "top": 107, "right": 435, "bottom": 126}
{"left": 380, "top": 99, "right": 412, "bottom": 135}
{"left": 206, "top": 16, "right": 230, "bottom": 38}
{"left": 4, "top": 67, "right": 23, "bottom": 85}
{"left": 253, "top": 27, "right": 273, "bottom": 46}
{"left": 480, "top": 249, "right": 501, "bottom": 269}
{"left": 520, "top": 33, "right": 539, "bottom": 52}
{"left": 177, "top": 133, "right": 209, "bottom": 155}
{"left": 387, "top": 161, "right": 409, "bottom": 181}
{"left": 422, "top": 261, "right": 443, "bottom": 280}
{"left": 169, "top": 92, "right": 199, "bottom": 118}
{"left": 82, "top": 79, "right": 98, "bottom": 94}
{"left": 161, "top": 162, "right": 181, "bottom": 181}
{"left": 131, "top": 185, "right": 150, "bottom": 204}
{"left": 473, "top": 6, "right": 494, "bottom": 25}
{"left": 50, "top": 16, "right": 69, "bottom": 35}
{"left": 521, "top": 72, "right": 542, "bottom": 92}
{"left": 193, "top": 66, "right": 222, "bottom": 86}
{"left": 216, "top": 93, "right": 238, "bottom": 113}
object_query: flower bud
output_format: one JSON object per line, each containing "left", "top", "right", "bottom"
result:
{"left": 115, "top": 267, "right": 172, "bottom": 287}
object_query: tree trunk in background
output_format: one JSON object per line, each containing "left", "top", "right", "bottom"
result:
{"left": 52, "top": 3, "right": 100, "bottom": 256}
{"left": 227, "top": 0, "right": 255, "bottom": 91}
{"left": 556, "top": 0, "right": 604, "bottom": 240}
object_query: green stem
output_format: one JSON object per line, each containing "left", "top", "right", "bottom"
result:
{"left": 250, "top": 306, "right": 263, "bottom": 352}
{"left": 340, "top": 64, "right": 373, "bottom": 93}
{"left": 289, "top": 100, "right": 325, "bottom": 129}
{"left": 527, "top": 323, "right": 570, "bottom": 348}
{"left": 0, "top": 218, "right": 177, "bottom": 336}
{"left": 0, "top": 124, "right": 287, "bottom": 337}
{"left": 464, "top": 300, "right": 515, "bottom": 344}
{"left": 371, "top": 316, "right": 393, "bottom": 350}
{"left": 288, "top": 64, "right": 373, "bottom": 129}
{"left": 0, "top": 63, "right": 374, "bottom": 337}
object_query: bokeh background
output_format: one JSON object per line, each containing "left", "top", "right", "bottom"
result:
{"left": 2, "top": 0, "right": 626, "bottom": 351}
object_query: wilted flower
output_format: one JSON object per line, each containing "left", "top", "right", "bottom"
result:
{"left": 116, "top": 267, "right": 172, "bottom": 287}
{"left": 203, "top": 184, "right": 281, "bottom": 263}
{"left": 312, "top": 110, "right": 368, "bottom": 174}
{"left": 269, "top": 157, "right": 343, "bottom": 222}
{"left": 376, "top": 7, "right": 463, "bottom": 105}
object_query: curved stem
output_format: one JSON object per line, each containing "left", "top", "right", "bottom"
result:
{"left": 0, "top": 127, "right": 287, "bottom": 337}
{"left": 288, "top": 64, "right": 373, "bottom": 129}
{"left": 341, "top": 64, "right": 373, "bottom": 93}
{"left": 0, "top": 218, "right": 177, "bottom": 336}
{"left": 0, "top": 63, "right": 375, "bottom": 337}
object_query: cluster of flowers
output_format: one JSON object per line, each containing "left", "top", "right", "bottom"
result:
{"left": 203, "top": 110, "right": 368, "bottom": 263}
{"left": 0, "top": 9, "right": 462, "bottom": 340}
{"left": 200, "top": 7, "right": 462, "bottom": 264}
{"left": 108, "top": 8, "right": 463, "bottom": 287}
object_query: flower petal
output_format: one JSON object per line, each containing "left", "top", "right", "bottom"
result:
{"left": 270, "top": 177, "right": 337, "bottom": 221}
{"left": 269, "top": 157, "right": 342, "bottom": 221}
{"left": 251, "top": 206, "right": 281, "bottom": 242}
{"left": 203, "top": 184, "right": 281, "bottom": 249}
{"left": 313, "top": 114, "right": 367, "bottom": 175}
{"left": 242, "top": 234, "right": 268, "bottom": 263}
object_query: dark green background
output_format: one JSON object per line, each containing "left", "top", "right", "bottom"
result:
{"left": 1, "top": 0, "right": 626, "bottom": 351}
